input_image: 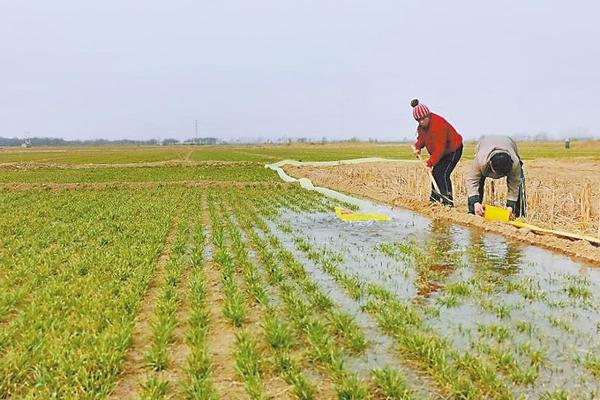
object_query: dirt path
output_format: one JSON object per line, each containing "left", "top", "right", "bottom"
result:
{"left": 284, "top": 161, "right": 600, "bottom": 265}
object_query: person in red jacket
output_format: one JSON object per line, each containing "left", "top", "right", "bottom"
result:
{"left": 411, "top": 98, "right": 463, "bottom": 206}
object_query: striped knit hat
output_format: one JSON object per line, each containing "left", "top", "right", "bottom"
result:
{"left": 411, "top": 99, "right": 430, "bottom": 120}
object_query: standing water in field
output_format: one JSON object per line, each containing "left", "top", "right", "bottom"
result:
{"left": 273, "top": 199, "right": 600, "bottom": 398}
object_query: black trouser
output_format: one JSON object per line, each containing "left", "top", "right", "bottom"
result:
{"left": 467, "top": 166, "right": 527, "bottom": 217}
{"left": 430, "top": 145, "right": 463, "bottom": 206}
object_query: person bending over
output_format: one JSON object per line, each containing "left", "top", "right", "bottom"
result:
{"left": 466, "top": 135, "right": 527, "bottom": 218}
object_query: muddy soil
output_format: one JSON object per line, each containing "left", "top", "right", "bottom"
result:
{"left": 284, "top": 160, "right": 600, "bottom": 265}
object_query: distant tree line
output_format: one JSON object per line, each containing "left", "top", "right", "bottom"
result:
{"left": 0, "top": 134, "right": 596, "bottom": 147}
{"left": 0, "top": 137, "right": 221, "bottom": 147}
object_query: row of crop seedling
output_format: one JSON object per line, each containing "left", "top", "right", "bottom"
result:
{"left": 233, "top": 213, "right": 369, "bottom": 398}
{"left": 279, "top": 185, "right": 360, "bottom": 212}
{"left": 211, "top": 193, "right": 270, "bottom": 399}
{"left": 0, "top": 188, "right": 183, "bottom": 398}
{"left": 209, "top": 191, "right": 280, "bottom": 399}
{"left": 225, "top": 188, "right": 418, "bottom": 399}
{"left": 342, "top": 226, "right": 599, "bottom": 395}
{"left": 224, "top": 192, "right": 361, "bottom": 392}
{"left": 281, "top": 224, "right": 516, "bottom": 399}
{"left": 239, "top": 186, "right": 600, "bottom": 397}
{"left": 182, "top": 204, "right": 217, "bottom": 400}
{"left": 257, "top": 221, "right": 368, "bottom": 355}
{"left": 418, "top": 240, "right": 597, "bottom": 385}
{"left": 219, "top": 191, "right": 333, "bottom": 399}
{"left": 377, "top": 238, "right": 558, "bottom": 391}
{"left": 245, "top": 189, "right": 393, "bottom": 339}
{"left": 139, "top": 190, "right": 200, "bottom": 398}
{"left": 207, "top": 194, "right": 247, "bottom": 328}
{"left": 228, "top": 185, "right": 600, "bottom": 397}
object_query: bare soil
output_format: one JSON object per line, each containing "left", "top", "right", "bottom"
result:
{"left": 284, "top": 160, "right": 600, "bottom": 265}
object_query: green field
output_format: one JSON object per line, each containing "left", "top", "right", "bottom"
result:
{"left": 1, "top": 140, "right": 598, "bottom": 166}
{"left": 1, "top": 143, "right": 599, "bottom": 399}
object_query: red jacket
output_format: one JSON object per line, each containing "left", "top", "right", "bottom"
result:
{"left": 414, "top": 113, "right": 463, "bottom": 167}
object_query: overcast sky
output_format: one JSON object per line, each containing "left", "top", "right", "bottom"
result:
{"left": 1, "top": 1, "right": 599, "bottom": 141}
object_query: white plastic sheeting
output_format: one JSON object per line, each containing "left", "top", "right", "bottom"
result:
{"left": 265, "top": 158, "right": 418, "bottom": 211}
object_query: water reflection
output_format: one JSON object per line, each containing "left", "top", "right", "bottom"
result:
{"left": 466, "top": 229, "right": 523, "bottom": 285}
{"left": 414, "top": 220, "right": 460, "bottom": 298}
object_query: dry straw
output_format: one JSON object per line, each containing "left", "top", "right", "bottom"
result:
{"left": 376, "top": 162, "right": 600, "bottom": 237}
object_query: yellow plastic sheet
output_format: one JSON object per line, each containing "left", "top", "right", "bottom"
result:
{"left": 484, "top": 205, "right": 511, "bottom": 222}
{"left": 509, "top": 220, "right": 600, "bottom": 245}
{"left": 335, "top": 207, "right": 390, "bottom": 222}
{"left": 483, "top": 204, "right": 600, "bottom": 246}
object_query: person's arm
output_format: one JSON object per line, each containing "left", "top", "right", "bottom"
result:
{"left": 466, "top": 161, "right": 484, "bottom": 215}
{"left": 414, "top": 130, "right": 424, "bottom": 150}
{"left": 413, "top": 131, "right": 425, "bottom": 157}
{"left": 505, "top": 163, "right": 521, "bottom": 211}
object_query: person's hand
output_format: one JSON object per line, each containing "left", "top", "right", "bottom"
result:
{"left": 474, "top": 202, "right": 485, "bottom": 217}
{"left": 507, "top": 206, "right": 514, "bottom": 220}
{"left": 412, "top": 146, "right": 421, "bottom": 158}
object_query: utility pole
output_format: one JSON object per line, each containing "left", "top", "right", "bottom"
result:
{"left": 195, "top": 119, "right": 198, "bottom": 144}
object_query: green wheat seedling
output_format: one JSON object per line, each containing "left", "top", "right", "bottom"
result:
{"left": 220, "top": 198, "right": 321, "bottom": 397}
{"left": 479, "top": 299, "right": 511, "bottom": 320}
{"left": 234, "top": 331, "right": 265, "bottom": 400}
{"left": 223, "top": 214, "right": 270, "bottom": 306}
{"left": 506, "top": 277, "right": 547, "bottom": 302}
{"left": 584, "top": 352, "right": 600, "bottom": 377}
{"left": 548, "top": 315, "right": 573, "bottom": 333}
{"left": 262, "top": 313, "right": 316, "bottom": 400}
{"left": 470, "top": 340, "right": 540, "bottom": 386}
{"left": 139, "top": 376, "right": 170, "bottom": 400}
{"left": 304, "top": 320, "right": 346, "bottom": 381}
{"left": 145, "top": 265, "right": 182, "bottom": 371}
{"left": 0, "top": 188, "right": 185, "bottom": 398}
{"left": 539, "top": 389, "right": 570, "bottom": 400}
{"left": 327, "top": 310, "right": 368, "bottom": 354}
{"left": 284, "top": 370, "right": 315, "bottom": 400}
{"left": 446, "top": 281, "right": 472, "bottom": 297}
{"left": 563, "top": 275, "right": 594, "bottom": 307}
{"left": 364, "top": 294, "right": 510, "bottom": 398}
{"left": 371, "top": 367, "right": 416, "bottom": 400}
{"left": 262, "top": 312, "right": 294, "bottom": 350}
{"left": 476, "top": 324, "right": 512, "bottom": 343}
{"left": 222, "top": 283, "right": 247, "bottom": 327}
{"left": 183, "top": 222, "right": 216, "bottom": 400}
{"left": 336, "top": 372, "right": 369, "bottom": 400}
{"left": 515, "top": 321, "right": 536, "bottom": 337}
{"left": 228, "top": 199, "right": 361, "bottom": 395}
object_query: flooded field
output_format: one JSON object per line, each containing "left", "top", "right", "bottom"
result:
{"left": 272, "top": 201, "right": 600, "bottom": 398}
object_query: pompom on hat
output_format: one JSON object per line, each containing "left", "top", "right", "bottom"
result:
{"left": 411, "top": 98, "right": 430, "bottom": 120}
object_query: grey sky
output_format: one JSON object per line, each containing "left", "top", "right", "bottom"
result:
{"left": 1, "top": 1, "right": 599, "bottom": 141}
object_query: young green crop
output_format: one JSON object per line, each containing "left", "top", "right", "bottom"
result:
{"left": 0, "top": 188, "right": 182, "bottom": 398}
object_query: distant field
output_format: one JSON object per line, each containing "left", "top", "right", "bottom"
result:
{"left": 0, "top": 164, "right": 276, "bottom": 184}
{"left": 1, "top": 140, "right": 598, "bottom": 165}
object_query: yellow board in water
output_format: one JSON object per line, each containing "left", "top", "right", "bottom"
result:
{"left": 484, "top": 205, "right": 511, "bottom": 222}
{"left": 335, "top": 206, "right": 390, "bottom": 222}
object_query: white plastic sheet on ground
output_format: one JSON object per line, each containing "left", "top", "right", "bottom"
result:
{"left": 265, "top": 158, "right": 419, "bottom": 212}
